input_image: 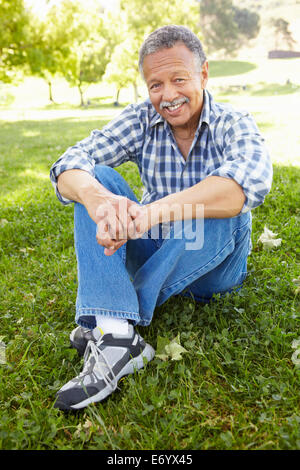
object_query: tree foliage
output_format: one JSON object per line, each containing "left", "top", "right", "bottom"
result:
{"left": 270, "top": 17, "right": 296, "bottom": 50}
{"left": 104, "top": 0, "right": 200, "bottom": 102}
{"left": 0, "top": 0, "right": 30, "bottom": 82}
{"left": 1, "top": 0, "right": 263, "bottom": 102}
{"left": 25, "top": 0, "right": 114, "bottom": 105}
{"left": 199, "top": 0, "right": 260, "bottom": 55}
{"left": 233, "top": 6, "right": 260, "bottom": 40}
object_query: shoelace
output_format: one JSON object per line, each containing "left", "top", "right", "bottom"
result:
{"left": 80, "top": 339, "right": 118, "bottom": 392}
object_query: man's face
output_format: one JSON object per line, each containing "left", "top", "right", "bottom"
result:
{"left": 143, "top": 42, "right": 208, "bottom": 132}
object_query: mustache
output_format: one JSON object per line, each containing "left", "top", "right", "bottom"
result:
{"left": 159, "top": 97, "right": 189, "bottom": 110}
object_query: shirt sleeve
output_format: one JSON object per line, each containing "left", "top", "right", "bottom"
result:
{"left": 209, "top": 112, "right": 273, "bottom": 213}
{"left": 49, "top": 104, "right": 144, "bottom": 204}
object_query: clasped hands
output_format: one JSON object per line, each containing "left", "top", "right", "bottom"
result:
{"left": 94, "top": 195, "right": 151, "bottom": 256}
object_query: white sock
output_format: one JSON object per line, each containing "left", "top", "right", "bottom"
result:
{"left": 95, "top": 315, "right": 129, "bottom": 336}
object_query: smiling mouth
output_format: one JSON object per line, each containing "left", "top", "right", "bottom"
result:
{"left": 160, "top": 97, "right": 189, "bottom": 113}
{"left": 166, "top": 103, "right": 183, "bottom": 111}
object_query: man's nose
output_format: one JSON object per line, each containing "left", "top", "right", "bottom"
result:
{"left": 161, "top": 82, "right": 178, "bottom": 103}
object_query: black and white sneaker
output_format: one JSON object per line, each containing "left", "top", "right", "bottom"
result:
{"left": 54, "top": 325, "right": 155, "bottom": 410}
{"left": 69, "top": 325, "right": 97, "bottom": 357}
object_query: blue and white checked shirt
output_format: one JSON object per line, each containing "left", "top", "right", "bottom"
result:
{"left": 50, "top": 90, "right": 272, "bottom": 213}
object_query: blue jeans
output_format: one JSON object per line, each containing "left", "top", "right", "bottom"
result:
{"left": 74, "top": 165, "right": 251, "bottom": 328}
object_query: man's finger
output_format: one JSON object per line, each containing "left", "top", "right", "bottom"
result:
{"left": 104, "top": 240, "right": 126, "bottom": 256}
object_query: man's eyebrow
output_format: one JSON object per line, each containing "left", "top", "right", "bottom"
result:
{"left": 147, "top": 69, "right": 190, "bottom": 85}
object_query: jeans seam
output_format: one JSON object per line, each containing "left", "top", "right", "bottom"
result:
{"left": 159, "top": 237, "right": 235, "bottom": 294}
{"left": 77, "top": 307, "right": 140, "bottom": 316}
{"left": 232, "top": 221, "right": 252, "bottom": 239}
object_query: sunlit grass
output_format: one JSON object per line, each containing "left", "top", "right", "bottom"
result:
{"left": 209, "top": 60, "right": 257, "bottom": 77}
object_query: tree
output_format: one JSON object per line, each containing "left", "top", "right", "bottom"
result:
{"left": 104, "top": 38, "right": 141, "bottom": 104}
{"left": 57, "top": 1, "right": 114, "bottom": 106}
{"left": 233, "top": 7, "right": 260, "bottom": 40}
{"left": 0, "top": 0, "right": 30, "bottom": 82}
{"left": 104, "top": 0, "right": 200, "bottom": 103}
{"left": 25, "top": 14, "right": 63, "bottom": 103}
{"left": 29, "top": 0, "right": 113, "bottom": 106}
{"left": 199, "top": 0, "right": 239, "bottom": 55}
{"left": 64, "top": 35, "right": 112, "bottom": 106}
{"left": 270, "top": 18, "right": 296, "bottom": 50}
{"left": 199, "top": 0, "right": 260, "bottom": 55}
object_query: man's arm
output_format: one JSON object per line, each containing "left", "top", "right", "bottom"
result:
{"left": 57, "top": 169, "right": 114, "bottom": 222}
{"left": 146, "top": 175, "right": 245, "bottom": 224}
{"left": 58, "top": 169, "right": 142, "bottom": 255}
{"left": 130, "top": 175, "right": 245, "bottom": 236}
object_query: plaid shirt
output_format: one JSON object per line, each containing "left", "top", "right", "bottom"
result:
{"left": 50, "top": 90, "right": 272, "bottom": 213}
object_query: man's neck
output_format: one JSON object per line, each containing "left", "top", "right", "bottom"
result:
{"left": 170, "top": 108, "right": 202, "bottom": 142}
{"left": 171, "top": 115, "right": 200, "bottom": 143}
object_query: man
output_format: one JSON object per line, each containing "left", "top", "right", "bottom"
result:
{"left": 50, "top": 25, "right": 272, "bottom": 410}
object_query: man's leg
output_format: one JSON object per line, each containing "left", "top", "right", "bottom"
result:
{"left": 73, "top": 165, "right": 157, "bottom": 329}
{"left": 54, "top": 165, "right": 156, "bottom": 410}
{"left": 130, "top": 213, "right": 251, "bottom": 325}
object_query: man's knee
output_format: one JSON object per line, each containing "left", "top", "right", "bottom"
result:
{"left": 94, "top": 164, "right": 138, "bottom": 201}
{"left": 94, "top": 165, "right": 120, "bottom": 189}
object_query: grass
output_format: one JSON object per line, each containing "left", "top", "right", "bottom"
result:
{"left": 0, "top": 76, "right": 300, "bottom": 450}
{"left": 209, "top": 60, "right": 257, "bottom": 78}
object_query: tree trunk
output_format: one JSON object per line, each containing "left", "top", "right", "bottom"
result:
{"left": 47, "top": 81, "right": 55, "bottom": 103}
{"left": 78, "top": 83, "right": 85, "bottom": 107}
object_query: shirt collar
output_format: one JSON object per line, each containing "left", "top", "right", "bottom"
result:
{"left": 149, "top": 88, "right": 212, "bottom": 130}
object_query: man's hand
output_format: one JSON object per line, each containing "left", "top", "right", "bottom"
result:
{"left": 57, "top": 169, "right": 149, "bottom": 256}
{"left": 95, "top": 195, "right": 147, "bottom": 256}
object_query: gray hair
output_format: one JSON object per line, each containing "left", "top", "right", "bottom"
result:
{"left": 138, "top": 25, "right": 207, "bottom": 79}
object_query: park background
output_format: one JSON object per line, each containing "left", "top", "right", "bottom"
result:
{"left": 0, "top": 0, "right": 299, "bottom": 450}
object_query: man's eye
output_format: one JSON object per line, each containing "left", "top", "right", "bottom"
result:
{"left": 175, "top": 78, "right": 184, "bottom": 83}
{"left": 150, "top": 83, "right": 160, "bottom": 90}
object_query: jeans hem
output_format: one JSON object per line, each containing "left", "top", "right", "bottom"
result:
{"left": 76, "top": 308, "right": 141, "bottom": 328}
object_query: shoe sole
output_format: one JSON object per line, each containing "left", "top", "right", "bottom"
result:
{"left": 69, "top": 343, "right": 155, "bottom": 410}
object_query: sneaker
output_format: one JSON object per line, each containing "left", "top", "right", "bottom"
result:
{"left": 69, "top": 325, "right": 97, "bottom": 357}
{"left": 54, "top": 324, "right": 155, "bottom": 410}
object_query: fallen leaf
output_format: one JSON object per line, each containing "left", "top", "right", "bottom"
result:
{"left": 258, "top": 226, "right": 282, "bottom": 250}
{"left": 291, "top": 350, "right": 300, "bottom": 365}
{"left": 47, "top": 297, "right": 57, "bottom": 306}
{"left": 74, "top": 418, "right": 93, "bottom": 438}
{"left": 292, "top": 277, "right": 300, "bottom": 294}
{"left": 0, "top": 219, "right": 9, "bottom": 227}
{"left": 292, "top": 339, "right": 300, "bottom": 349}
{"left": 156, "top": 333, "right": 187, "bottom": 361}
{"left": 291, "top": 338, "right": 300, "bottom": 366}
{"left": 0, "top": 338, "right": 6, "bottom": 365}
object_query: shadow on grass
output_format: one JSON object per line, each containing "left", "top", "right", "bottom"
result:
{"left": 0, "top": 116, "right": 144, "bottom": 200}
{"left": 209, "top": 60, "right": 257, "bottom": 78}
{"left": 43, "top": 99, "right": 128, "bottom": 111}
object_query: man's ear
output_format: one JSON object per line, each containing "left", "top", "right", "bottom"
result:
{"left": 201, "top": 61, "right": 209, "bottom": 89}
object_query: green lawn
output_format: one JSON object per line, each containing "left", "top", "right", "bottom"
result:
{"left": 209, "top": 60, "right": 257, "bottom": 78}
{"left": 0, "top": 79, "right": 299, "bottom": 450}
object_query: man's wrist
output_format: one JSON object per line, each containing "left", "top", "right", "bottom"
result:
{"left": 144, "top": 201, "right": 172, "bottom": 227}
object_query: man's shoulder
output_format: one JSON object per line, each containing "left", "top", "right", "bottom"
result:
{"left": 102, "top": 100, "right": 159, "bottom": 132}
